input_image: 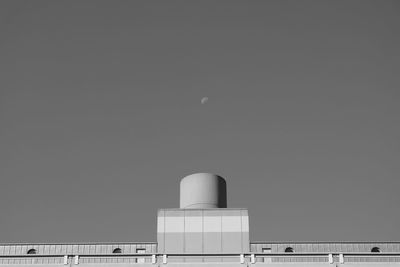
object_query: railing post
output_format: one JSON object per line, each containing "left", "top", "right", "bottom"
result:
{"left": 74, "top": 255, "right": 79, "bottom": 265}
{"left": 152, "top": 255, "right": 157, "bottom": 264}
{"left": 251, "top": 254, "right": 256, "bottom": 264}
{"left": 240, "top": 254, "right": 245, "bottom": 264}
{"left": 328, "top": 253, "right": 333, "bottom": 264}
{"left": 63, "top": 255, "right": 68, "bottom": 265}
{"left": 162, "top": 254, "right": 167, "bottom": 264}
{"left": 339, "top": 254, "right": 344, "bottom": 264}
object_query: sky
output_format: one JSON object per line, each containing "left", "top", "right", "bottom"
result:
{"left": 0, "top": 0, "right": 400, "bottom": 243}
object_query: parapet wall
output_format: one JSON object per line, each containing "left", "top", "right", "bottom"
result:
{"left": 0, "top": 242, "right": 399, "bottom": 266}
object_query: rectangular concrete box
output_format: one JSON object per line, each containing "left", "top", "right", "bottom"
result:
{"left": 157, "top": 208, "right": 250, "bottom": 254}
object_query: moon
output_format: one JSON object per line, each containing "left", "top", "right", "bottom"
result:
{"left": 201, "top": 97, "right": 209, "bottom": 104}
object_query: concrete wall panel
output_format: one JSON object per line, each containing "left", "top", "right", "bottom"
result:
{"left": 222, "top": 232, "right": 242, "bottom": 253}
{"left": 184, "top": 233, "right": 202, "bottom": 253}
{"left": 164, "top": 233, "right": 184, "bottom": 253}
{"left": 203, "top": 232, "right": 222, "bottom": 253}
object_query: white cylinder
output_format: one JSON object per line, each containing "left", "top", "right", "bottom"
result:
{"left": 180, "top": 173, "right": 227, "bottom": 209}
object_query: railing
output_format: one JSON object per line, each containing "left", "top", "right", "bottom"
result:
{"left": 1, "top": 253, "right": 400, "bottom": 265}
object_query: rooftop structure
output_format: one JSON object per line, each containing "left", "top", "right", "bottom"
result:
{"left": 1, "top": 173, "right": 399, "bottom": 267}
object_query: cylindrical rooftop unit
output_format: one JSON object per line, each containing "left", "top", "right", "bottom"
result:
{"left": 180, "top": 173, "right": 227, "bottom": 209}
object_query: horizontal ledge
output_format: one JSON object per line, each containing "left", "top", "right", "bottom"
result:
{"left": 1, "top": 253, "right": 400, "bottom": 258}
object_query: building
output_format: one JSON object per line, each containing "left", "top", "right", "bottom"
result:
{"left": 1, "top": 173, "right": 399, "bottom": 267}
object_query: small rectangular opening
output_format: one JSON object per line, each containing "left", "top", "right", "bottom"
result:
{"left": 262, "top": 248, "right": 272, "bottom": 263}
{"left": 136, "top": 249, "right": 146, "bottom": 263}
{"left": 262, "top": 248, "right": 271, "bottom": 253}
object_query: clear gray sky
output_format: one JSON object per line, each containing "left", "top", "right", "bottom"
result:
{"left": 1, "top": 0, "right": 399, "bottom": 243}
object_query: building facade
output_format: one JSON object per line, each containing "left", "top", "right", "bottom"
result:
{"left": 1, "top": 173, "right": 399, "bottom": 267}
